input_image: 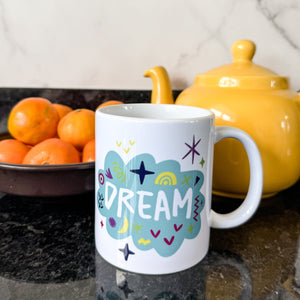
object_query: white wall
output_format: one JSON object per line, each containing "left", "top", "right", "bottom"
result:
{"left": 0, "top": 0, "right": 299, "bottom": 91}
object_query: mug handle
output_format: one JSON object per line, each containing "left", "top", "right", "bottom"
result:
{"left": 210, "top": 126, "right": 263, "bottom": 228}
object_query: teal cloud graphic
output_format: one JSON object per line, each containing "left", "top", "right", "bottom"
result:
{"left": 97, "top": 151, "right": 205, "bottom": 258}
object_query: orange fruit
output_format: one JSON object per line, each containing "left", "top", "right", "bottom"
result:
{"left": 96, "top": 100, "right": 123, "bottom": 110}
{"left": 82, "top": 139, "right": 95, "bottom": 162}
{"left": 0, "top": 139, "right": 30, "bottom": 164}
{"left": 57, "top": 108, "right": 95, "bottom": 151}
{"left": 23, "top": 138, "right": 80, "bottom": 165}
{"left": 53, "top": 103, "right": 73, "bottom": 120}
{"left": 8, "top": 97, "right": 59, "bottom": 145}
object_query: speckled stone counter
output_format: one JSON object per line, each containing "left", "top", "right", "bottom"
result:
{"left": 0, "top": 187, "right": 299, "bottom": 299}
{"left": 0, "top": 89, "right": 300, "bottom": 299}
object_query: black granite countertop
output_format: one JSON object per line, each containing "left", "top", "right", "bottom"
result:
{"left": 0, "top": 185, "right": 299, "bottom": 300}
{"left": 0, "top": 89, "right": 300, "bottom": 299}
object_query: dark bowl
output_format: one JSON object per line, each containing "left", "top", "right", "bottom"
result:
{"left": 0, "top": 133, "right": 95, "bottom": 197}
{"left": 0, "top": 161, "right": 95, "bottom": 197}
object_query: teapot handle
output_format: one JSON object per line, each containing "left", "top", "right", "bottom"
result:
{"left": 294, "top": 92, "right": 300, "bottom": 105}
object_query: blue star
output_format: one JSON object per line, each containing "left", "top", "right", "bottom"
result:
{"left": 130, "top": 161, "right": 155, "bottom": 184}
{"left": 119, "top": 243, "right": 135, "bottom": 261}
{"left": 182, "top": 135, "right": 201, "bottom": 164}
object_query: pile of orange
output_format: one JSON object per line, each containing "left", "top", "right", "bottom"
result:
{"left": 0, "top": 97, "right": 123, "bottom": 165}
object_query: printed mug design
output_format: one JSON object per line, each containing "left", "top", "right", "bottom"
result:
{"left": 97, "top": 148, "right": 206, "bottom": 259}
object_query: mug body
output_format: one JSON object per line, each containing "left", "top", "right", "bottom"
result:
{"left": 95, "top": 104, "right": 215, "bottom": 274}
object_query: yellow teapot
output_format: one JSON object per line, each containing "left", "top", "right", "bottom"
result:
{"left": 144, "top": 40, "right": 300, "bottom": 198}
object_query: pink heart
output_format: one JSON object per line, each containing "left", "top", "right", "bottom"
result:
{"left": 150, "top": 229, "right": 161, "bottom": 238}
{"left": 164, "top": 236, "right": 175, "bottom": 245}
{"left": 174, "top": 224, "right": 183, "bottom": 232}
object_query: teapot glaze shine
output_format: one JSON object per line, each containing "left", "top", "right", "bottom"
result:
{"left": 144, "top": 40, "right": 300, "bottom": 198}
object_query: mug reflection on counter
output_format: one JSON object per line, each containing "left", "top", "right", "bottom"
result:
{"left": 95, "top": 250, "right": 252, "bottom": 299}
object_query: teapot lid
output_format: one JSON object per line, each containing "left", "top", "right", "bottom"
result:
{"left": 194, "top": 40, "right": 288, "bottom": 89}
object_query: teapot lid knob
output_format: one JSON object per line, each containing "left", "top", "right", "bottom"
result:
{"left": 232, "top": 40, "right": 256, "bottom": 62}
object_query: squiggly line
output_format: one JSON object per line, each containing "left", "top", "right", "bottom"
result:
{"left": 138, "top": 238, "right": 151, "bottom": 245}
{"left": 112, "top": 162, "right": 126, "bottom": 183}
{"left": 194, "top": 195, "right": 200, "bottom": 222}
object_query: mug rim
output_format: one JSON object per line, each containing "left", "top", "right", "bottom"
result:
{"left": 96, "top": 103, "right": 214, "bottom": 122}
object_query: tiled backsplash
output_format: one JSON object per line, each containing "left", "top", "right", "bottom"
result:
{"left": 0, "top": 0, "right": 299, "bottom": 91}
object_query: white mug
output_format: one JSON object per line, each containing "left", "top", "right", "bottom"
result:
{"left": 95, "top": 104, "right": 263, "bottom": 275}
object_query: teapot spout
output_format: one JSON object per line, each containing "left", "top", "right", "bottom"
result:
{"left": 144, "top": 66, "right": 174, "bottom": 104}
